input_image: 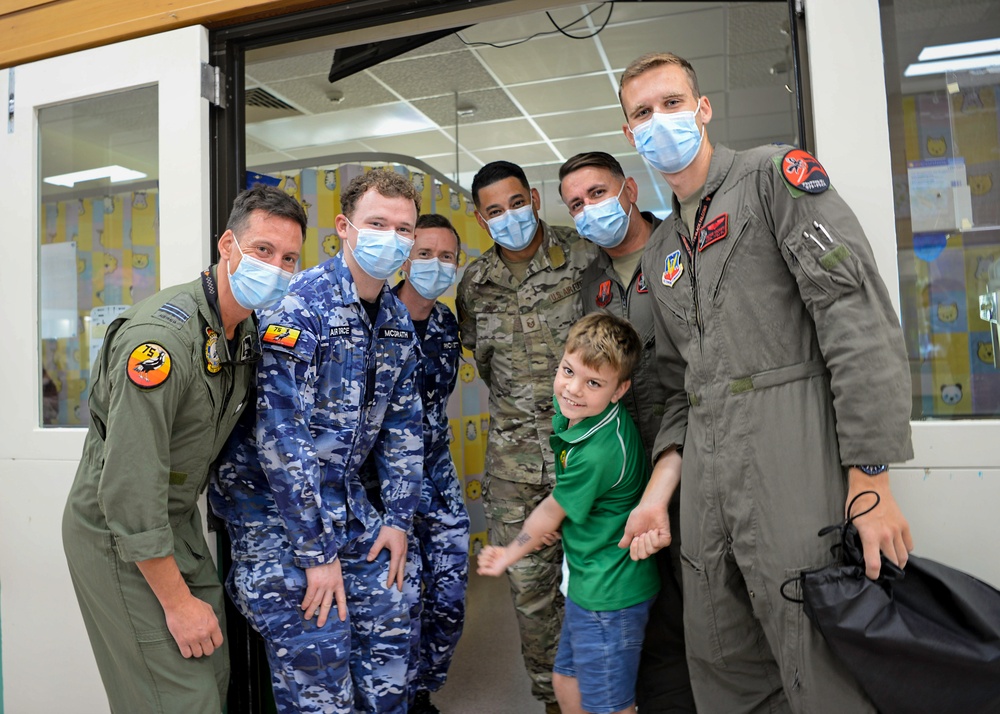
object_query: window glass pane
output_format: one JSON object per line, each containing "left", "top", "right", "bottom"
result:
{"left": 38, "top": 86, "right": 159, "bottom": 427}
{"left": 881, "top": 0, "right": 1000, "bottom": 419}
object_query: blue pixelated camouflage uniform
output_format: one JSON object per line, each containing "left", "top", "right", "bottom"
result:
{"left": 210, "top": 252, "right": 423, "bottom": 714}
{"left": 392, "top": 283, "right": 470, "bottom": 700}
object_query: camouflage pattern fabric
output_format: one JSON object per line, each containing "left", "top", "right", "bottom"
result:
{"left": 211, "top": 251, "right": 422, "bottom": 713}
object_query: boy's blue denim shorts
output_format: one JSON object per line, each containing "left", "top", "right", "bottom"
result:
{"left": 553, "top": 595, "right": 655, "bottom": 714}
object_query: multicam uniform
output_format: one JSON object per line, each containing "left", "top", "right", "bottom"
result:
{"left": 210, "top": 252, "right": 423, "bottom": 714}
{"left": 642, "top": 144, "right": 913, "bottom": 713}
{"left": 579, "top": 212, "right": 696, "bottom": 714}
{"left": 456, "top": 221, "right": 596, "bottom": 702}
{"left": 63, "top": 267, "right": 258, "bottom": 714}
{"left": 392, "top": 283, "right": 471, "bottom": 700}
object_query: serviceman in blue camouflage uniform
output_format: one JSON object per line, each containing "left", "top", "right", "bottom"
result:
{"left": 211, "top": 169, "right": 424, "bottom": 714}
{"left": 63, "top": 185, "right": 305, "bottom": 714}
{"left": 394, "top": 214, "right": 470, "bottom": 714}
{"left": 559, "top": 152, "right": 696, "bottom": 713}
{"left": 456, "top": 161, "right": 598, "bottom": 714}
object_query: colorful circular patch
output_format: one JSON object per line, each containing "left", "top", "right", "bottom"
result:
{"left": 781, "top": 149, "right": 830, "bottom": 194}
{"left": 204, "top": 327, "right": 221, "bottom": 375}
{"left": 127, "top": 342, "right": 171, "bottom": 388}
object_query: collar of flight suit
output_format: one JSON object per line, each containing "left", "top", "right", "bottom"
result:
{"left": 669, "top": 143, "right": 738, "bottom": 219}
{"left": 473, "top": 219, "right": 569, "bottom": 287}
{"left": 197, "top": 263, "right": 251, "bottom": 363}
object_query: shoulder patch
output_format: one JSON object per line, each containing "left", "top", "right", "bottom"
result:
{"left": 263, "top": 324, "right": 301, "bottom": 348}
{"left": 780, "top": 149, "right": 830, "bottom": 195}
{"left": 127, "top": 342, "right": 171, "bottom": 389}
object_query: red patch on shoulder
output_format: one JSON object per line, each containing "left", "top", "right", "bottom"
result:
{"left": 781, "top": 149, "right": 830, "bottom": 194}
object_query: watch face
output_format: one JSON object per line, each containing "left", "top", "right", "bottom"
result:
{"left": 857, "top": 464, "right": 889, "bottom": 476}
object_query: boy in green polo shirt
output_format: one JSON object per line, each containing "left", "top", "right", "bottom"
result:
{"left": 478, "top": 312, "right": 659, "bottom": 714}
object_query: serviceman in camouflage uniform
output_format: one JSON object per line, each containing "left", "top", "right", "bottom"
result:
{"left": 211, "top": 170, "right": 423, "bottom": 714}
{"left": 619, "top": 52, "right": 914, "bottom": 713}
{"left": 559, "top": 151, "right": 696, "bottom": 714}
{"left": 63, "top": 185, "right": 306, "bottom": 714}
{"left": 456, "top": 160, "right": 597, "bottom": 713}
{"left": 393, "top": 214, "right": 470, "bottom": 714}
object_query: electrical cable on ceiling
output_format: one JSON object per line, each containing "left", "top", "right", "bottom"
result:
{"left": 459, "top": 2, "right": 614, "bottom": 49}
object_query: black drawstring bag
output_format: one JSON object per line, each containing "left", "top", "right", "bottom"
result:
{"left": 782, "top": 492, "right": 1000, "bottom": 714}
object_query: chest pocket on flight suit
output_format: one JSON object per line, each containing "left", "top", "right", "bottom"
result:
{"left": 781, "top": 217, "right": 864, "bottom": 310}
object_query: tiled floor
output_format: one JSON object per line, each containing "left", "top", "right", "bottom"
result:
{"left": 433, "top": 569, "right": 548, "bottom": 713}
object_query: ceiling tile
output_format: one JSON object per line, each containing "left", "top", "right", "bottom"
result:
{"left": 474, "top": 34, "right": 605, "bottom": 85}
{"left": 363, "top": 130, "right": 457, "bottom": 156}
{"left": 443, "top": 118, "right": 543, "bottom": 151}
{"left": 727, "top": 3, "right": 793, "bottom": 55}
{"left": 608, "top": 2, "right": 723, "bottom": 23}
{"left": 370, "top": 51, "right": 497, "bottom": 100}
{"left": 264, "top": 73, "right": 397, "bottom": 114}
{"left": 472, "top": 142, "right": 559, "bottom": 167}
{"left": 392, "top": 34, "right": 468, "bottom": 60}
{"left": 726, "top": 85, "right": 795, "bottom": 118}
{"left": 412, "top": 89, "right": 521, "bottom": 126}
{"left": 509, "top": 75, "right": 618, "bottom": 116}
{"left": 551, "top": 133, "right": 636, "bottom": 160}
{"left": 598, "top": 7, "right": 726, "bottom": 69}
{"left": 248, "top": 50, "right": 332, "bottom": 83}
{"left": 728, "top": 50, "right": 792, "bottom": 90}
{"left": 534, "top": 106, "right": 625, "bottom": 140}
{"left": 725, "top": 111, "right": 795, "bottom": 143}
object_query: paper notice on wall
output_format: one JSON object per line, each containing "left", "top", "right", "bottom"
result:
{"left": 89, "top": 305, "right": 130, "bottom": 369}
{"left": 40, "top": 241, "right": 79, "bottom": 339}
{"left": 907, "top": 158, "right": 974, "bottom": 233}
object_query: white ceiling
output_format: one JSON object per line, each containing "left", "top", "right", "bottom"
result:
{"left": 244, "top": 1, "right": 800, "bottom": 223}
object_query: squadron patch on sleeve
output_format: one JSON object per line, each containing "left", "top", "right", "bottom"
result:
{"left": 263, "top": 324, "right": 301, "bottom": 348}
{"left": 127, "top": 342, "right": 172, "bottom": 388}
{"left": 780, "top": 149, "right": 830, "bottom": 194}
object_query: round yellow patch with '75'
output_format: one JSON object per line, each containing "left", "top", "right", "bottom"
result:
{"left": 127, "top": 342, "right": 171, "bottom": 389}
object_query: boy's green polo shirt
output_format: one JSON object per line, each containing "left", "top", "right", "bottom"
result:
{"left": 550, "top": 397, "right": 660, "bottom": 611}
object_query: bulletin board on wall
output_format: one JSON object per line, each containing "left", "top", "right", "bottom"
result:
{"left": 247, "top": 160, "right": 491, "bottom": 553}
{"left": 39, "top": 188, "right": 160, "bottom": 428}
{"left": 896, "top": 70, "right": 1000, "bottom": 419}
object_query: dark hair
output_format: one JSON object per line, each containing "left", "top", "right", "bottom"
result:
{"left": 416, "top": 213, "right": 461, "bottom": 252}
{"left": 618, "top": 52, "right": 700, "bottom": 108}
{"left": 227, "top": 184, "right": 308, "bottom": 237}
{"left": 471, "top": 161, "right": 530, "bottom": 208}
{"left": 340, "top": 168, "right": 421, "bottom": 219}
{"left": 558, "top": 152, "right": 626, "bottom": 198}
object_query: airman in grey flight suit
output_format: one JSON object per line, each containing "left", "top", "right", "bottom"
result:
{"left": 62, "top": 186, "right": 306, "bottom": 714}
{"left": 619, "top": 53, "right": 914, "bottom": 714}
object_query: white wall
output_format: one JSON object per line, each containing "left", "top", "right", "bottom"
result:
{"left": 804, "top": 0, "right": 999, "bottom": 588}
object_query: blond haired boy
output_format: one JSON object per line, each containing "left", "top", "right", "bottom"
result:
{"left": 478, "top": 313, "right": 659, "bottom": 714}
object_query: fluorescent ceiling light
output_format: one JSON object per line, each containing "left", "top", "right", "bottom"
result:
{"left": 247, "top": 102, "right": 436, "bottom": 151}
{"left": 43, "top": 165, "right": 147, "bottom": 188}
{"left": 918, "top": 38, "right": 1000, "bottom": 62}
{"left": 904, "top": 53, "right": 1000, "bottom": 77}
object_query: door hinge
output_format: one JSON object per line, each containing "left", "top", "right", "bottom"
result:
{"left": 794, "top": 0, "right": 804, "bottom": 17}
{"left": 7, "top": 67, "right": 14, "bottom": 134}
{"left": 200, "top": 62, "right": 226, "bottom": 109}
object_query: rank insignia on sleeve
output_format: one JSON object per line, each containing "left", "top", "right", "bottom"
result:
{"left": 596, "top": 280, "right": 613, "bottom": 308}
{"left": 204, "top": 327, "right": 221, "bottom": 374}
{"left": 781, "top": 149, "right": 830, "bottom": 194}
{"left": 662, "top": 250, "right": 684, "bottom": 287}
{"left": 699, "top": 213, "right": 729, "bottom": 252}
{"left": 636, "top": 272, "right": 648, "bottom": 294}
{"left": 263, "top": 324, "right": 301, "bottom": 348}
{"left": 127, "top": 343, "right": 171, "bottom": 388}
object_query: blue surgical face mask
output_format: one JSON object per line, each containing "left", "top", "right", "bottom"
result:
{"left": 346, "top": 218, "right": 414, "bottom": 280}
{"left": 406, "top": 258, "right": 458, "bottom": 300}
{"left": 227, "top": 237, "right": 294, "bottom": 310}
{"left": 573, "top": 182, "right": 632, "bottom": 249}
{"left": 484, "top": 204, "right": 539, "bottom": 251}
{"left": 631, "top": 102, "right": 704, "bottom": 174}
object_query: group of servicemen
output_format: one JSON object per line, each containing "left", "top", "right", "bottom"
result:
{"left": 62, "top": 50, "right": 916, "bottom": 714}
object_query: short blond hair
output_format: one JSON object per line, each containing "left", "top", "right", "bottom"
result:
{"left": 618, "top": 52, "right": 700, "bottom": 108}
{"left": 564, "top": 313, "right": 642, "bottom": 383}
{"left": 340, "top": 168, "right": 421, "bottom": 218}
